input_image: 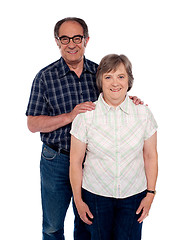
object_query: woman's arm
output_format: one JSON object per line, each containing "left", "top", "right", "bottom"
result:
{"left": 70, "top": 135, "right": 94, "bottom": 225}
{"left": 136, "top": 132, "right": 158, "bottom": 223}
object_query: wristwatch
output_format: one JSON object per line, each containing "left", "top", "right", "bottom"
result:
{"left": 146, "top": 189, "right": 156, "bottom": 195}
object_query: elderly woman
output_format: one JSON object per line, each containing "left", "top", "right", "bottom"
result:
{"left": 70, "top": 54, "right": 158, "bottom": 240}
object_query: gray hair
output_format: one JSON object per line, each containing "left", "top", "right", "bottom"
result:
{"left": 96, "top": 54, "right": 134, "bottom": 92}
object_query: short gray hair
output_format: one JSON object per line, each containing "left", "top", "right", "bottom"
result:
{"left": 96, "top": 54, "right": 134, "bottom": 92}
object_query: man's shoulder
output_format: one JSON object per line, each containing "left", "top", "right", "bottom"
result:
{"left": 85, "top": 58, "right": 98, "bottom": 66}
{"left": 39, "top": 58, "right": 62, "bottom": 75}
{"left": 84, "top": 58, "right": 99, "bottom": 73}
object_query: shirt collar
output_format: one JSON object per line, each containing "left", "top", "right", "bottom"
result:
{"left": 58, "top": 56, "right": 96, "bottom": 77}
{"left": 98, "top": 93, "right": 130, "bottom": 115}
{"left": 83, "top": 57, "right": 97, "bottom": 74}
{"left": 58, "top": 57, "right": 70, "bottom": 77}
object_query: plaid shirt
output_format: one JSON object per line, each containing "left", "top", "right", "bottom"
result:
{"left": 70, "top": 94, "right": 158, "bottom": 198}
{"left": 26, "top": 57, "right": 99, "bottom": 152}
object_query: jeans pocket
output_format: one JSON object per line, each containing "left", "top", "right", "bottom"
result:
{"left": 41, "top": 146, "right": 57, "bottom": 160}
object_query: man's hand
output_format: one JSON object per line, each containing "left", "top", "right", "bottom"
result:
{"left": 129, "top": 96, "right": 144, "bottom": 105}
{"left": 69, "top": 101, "right": 95, "bottom": 121}
{"left": 75, "top": 200, "right": 94, "bottom": 225}
{"left": 136, "top": 194, "right": 154, "bottom": 223}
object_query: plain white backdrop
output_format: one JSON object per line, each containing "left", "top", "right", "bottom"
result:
{"left": 1, "top": 0, "right": 185, "bottom": 239}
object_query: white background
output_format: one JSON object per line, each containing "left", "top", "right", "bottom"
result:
{"left": 1, "top": 0, "right": 185, "bottom": 239}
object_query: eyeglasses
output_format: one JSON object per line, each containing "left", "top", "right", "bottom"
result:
{"left": 57, "top": 35, "right": 84, "bottom": 45}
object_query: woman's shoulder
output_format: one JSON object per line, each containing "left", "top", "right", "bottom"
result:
{"left": 77, "top": 100, "right": 98, "bottom": 121}
{"left": 128, "top": 98, "right": 152, "bottom": 117}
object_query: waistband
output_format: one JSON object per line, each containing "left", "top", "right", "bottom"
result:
{"left": 46, "top": 144, "right": 70, "bottom": 156}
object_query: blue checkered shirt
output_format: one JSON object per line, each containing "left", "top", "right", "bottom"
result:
{"left": 26, "top": 57, "right": 99, "bottom": 152}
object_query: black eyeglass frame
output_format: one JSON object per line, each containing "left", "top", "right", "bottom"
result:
{"left": 57, "top": 35, "right": 84, "bottom": 45}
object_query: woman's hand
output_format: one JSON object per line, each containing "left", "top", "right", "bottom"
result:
{"left": 76, "top": 200, "right": 94, "bottom": 225}
{"left": 136, "top": 194, "right": 154, "bottom": 223}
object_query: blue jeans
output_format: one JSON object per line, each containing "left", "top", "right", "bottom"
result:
{"left": 40, "top": 144, "right": 90, "bottom": 240}
{"left": 82, "top": 189, "right": 147, "bottom": 240}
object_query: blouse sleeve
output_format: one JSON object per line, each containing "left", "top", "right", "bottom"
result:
{"left": 70, "top": 113, "right": 88, "bottom": 143}
{"left": 144, "top": 107, "right": 158, "bottom": 140}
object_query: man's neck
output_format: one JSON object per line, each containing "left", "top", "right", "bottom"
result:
{"left": 66, "top": 59, "right": 84, "bottom": 78}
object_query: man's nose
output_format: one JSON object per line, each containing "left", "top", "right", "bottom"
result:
{"left": 68, "top": 39, "right": 76, "bottom": 48}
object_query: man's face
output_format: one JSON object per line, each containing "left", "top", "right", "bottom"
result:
{"left": 56, "top": 21, "right": 89, "bottom": 65}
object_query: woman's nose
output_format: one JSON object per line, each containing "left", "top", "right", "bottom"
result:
{"left": 112, "top": 77, "right": 119, "bottom": 85}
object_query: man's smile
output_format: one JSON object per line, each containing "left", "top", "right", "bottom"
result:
{"left": 67, "top": 50, "right": 78, "bottom": 54}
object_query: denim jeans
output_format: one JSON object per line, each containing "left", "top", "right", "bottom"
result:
{"left": 82, "top": 189, "right": 147, "bottom": 240}
{"left": 40, "top": 144, "right": 90, "bottom": 240}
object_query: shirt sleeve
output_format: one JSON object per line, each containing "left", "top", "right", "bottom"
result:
{"left": 70, "top": 113, "right": 87, "bottom": 143}
{"left": 144, "top": 107, "right": 158, "bottom": 140}
{"left": 26, "top": 71, "right": 49, "bottom": 116}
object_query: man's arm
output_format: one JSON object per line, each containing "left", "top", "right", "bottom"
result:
{"left": 70, "top": 135, "right": 94, "bottom": 225}
{"left": 27, "top": 114, "right": 72, "bottom": 133}
{"left": 136, "top": 132, "right": 158, "bottom": 223}
{"left": 27, "top": 101, "right": 95, "bottom": 133}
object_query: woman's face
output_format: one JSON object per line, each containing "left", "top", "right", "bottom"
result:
{"left": 102, "top": 63, "right": 129, "bottom": 108}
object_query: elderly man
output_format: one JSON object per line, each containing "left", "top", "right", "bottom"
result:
{"left": 26, "top": 17, "right": 141, "bottom": 240}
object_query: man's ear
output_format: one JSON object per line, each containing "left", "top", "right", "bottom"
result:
{"left": 84, "top": 37, "right": 90, "bottom": 47}
{"left": 55, "top": 38, "right": 61, "bottom": 48}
